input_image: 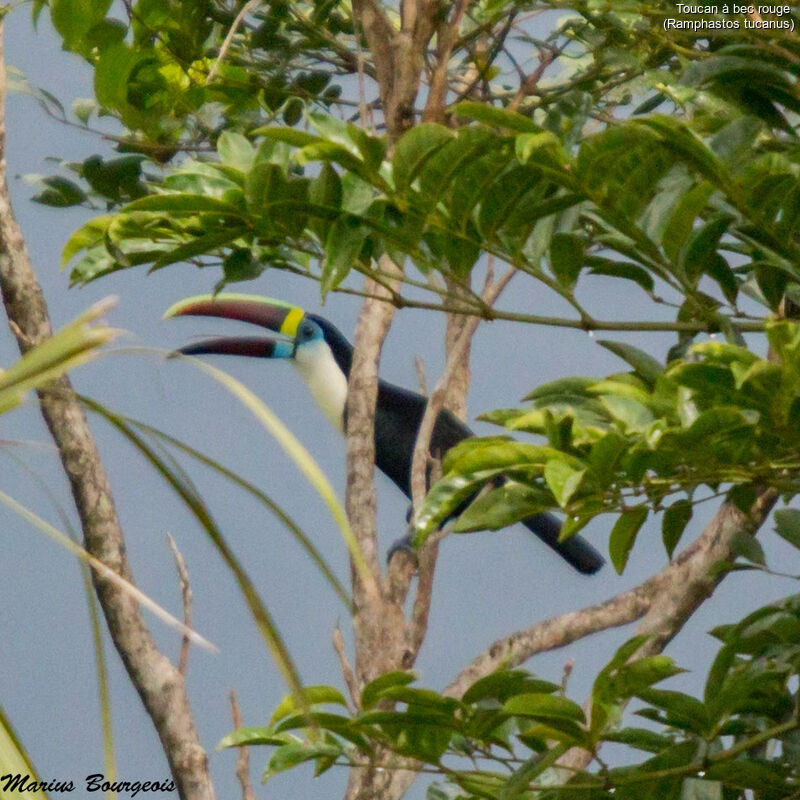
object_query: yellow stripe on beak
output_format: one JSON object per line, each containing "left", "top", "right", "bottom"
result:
{"left": 280, "top": 307, "right": 305, "bottom": 338}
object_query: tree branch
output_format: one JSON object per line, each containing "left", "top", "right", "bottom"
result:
{"left": 229, "top": 692, "right": 256, "bottom": 800}
{"left": 345, "top": 261, "right": 418, "bottom": 799}
{"left": 423, "top": 0, "right": 470, "bottom": 122}
{"left": 444, "top": 488, "right": 777, "bottom": 700}
{"left": 167, "top": 533, "right": 193, "bottom": 678}
{"left": 0, "top": 24, "right": 213, "bottom": 800}
{"left": 205, "top": 0, "right": 260, "bottom": 84}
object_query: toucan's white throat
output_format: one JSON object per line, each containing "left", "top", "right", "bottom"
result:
{"left": 292, "top": 339, "right": 347, "bottom": 431}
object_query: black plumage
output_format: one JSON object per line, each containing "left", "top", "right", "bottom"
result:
{"left": 309, "top": 314, "right": 604, "bottom": 575}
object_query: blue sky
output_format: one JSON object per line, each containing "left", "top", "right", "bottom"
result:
{"left": 2, "top": 6, "right": 797, "bottom": 798}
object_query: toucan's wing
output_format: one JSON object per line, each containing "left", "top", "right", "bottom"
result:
{"left": 372, "top": 380, "right": 605, "bottom": 574}
{"left": 367, "top": 380, "right": 472, "bottom": 497}
{"left": 372, "top": 381, "right": 429, "bottom": 496}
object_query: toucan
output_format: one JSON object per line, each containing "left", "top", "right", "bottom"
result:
{"left": 165, "top": 294, "right": 605, "bottom": 575}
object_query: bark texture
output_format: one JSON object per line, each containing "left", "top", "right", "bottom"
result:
{"left": 0, "top": 25, "right": 213, "bottom": 800}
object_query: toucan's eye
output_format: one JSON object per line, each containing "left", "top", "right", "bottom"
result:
{"left": 298, "top": 321, "right": 315, "bottom": 341}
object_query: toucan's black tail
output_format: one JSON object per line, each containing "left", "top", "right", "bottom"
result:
{"left": 523, "top": 513, "right": 605, "bottom": 575}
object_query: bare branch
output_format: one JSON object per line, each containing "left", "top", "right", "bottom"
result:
{"left": 446, "top": 579, "right": 652, "bottom": 697}
{"left": 414, "top": 356, "right": 427, "bottom": 396}
{"left": 333, "top": 627, "right": 359, "bottom": 710}
{"left": 206, "top": 0, "right": 260, "bottom": 84}
{"left": 167, "top": 534, "right": 193, "bottom": 678}
{"left": 229, "top": 692, "right": 256, "bottom": 800}
{"left": 509, "top": 47, "right": 558, "bottom": 112}
{"left": 445, "top": 487, "right": 777, "bottom": 700}
{"left": 409, "top": 267, "right": 515, "bottom": 510}
{"left": 423, "top": 0, "right": 470, "bottom": 122}
{"left": 346, "top": 260, "right": 401, "bottom": 609}
{"left": 0, "top": 25, "right": 214, "bottom": 799}
{"left": 353, "top": 0, "right": 437, "bottom": 139}
{"left": 352, "top": 0, "right": 397, "bottom": 107}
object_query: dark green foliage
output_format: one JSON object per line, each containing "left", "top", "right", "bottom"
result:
{"left": 218, "top": 613, "right": 800, "bottom": 798}
{"left": 415, "top": 322, "right": 800, "bottom": 571}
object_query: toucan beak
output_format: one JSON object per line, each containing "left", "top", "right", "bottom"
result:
{"left": 164, "top": 294, "right": 304, "bottom": 359}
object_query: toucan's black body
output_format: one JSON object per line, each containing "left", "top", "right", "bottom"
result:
{"left": 305, "top": 313, "right": 460, "bottom": 494}
{"left": 168, "top": 295, "right": 605, "bottom": 575}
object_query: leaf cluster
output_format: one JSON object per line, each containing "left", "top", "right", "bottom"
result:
{"left": 416, "top": 321, "right": 800, "bottom": 571}
{"left": 220, "top": 603, "right": 800, "bottom": 799}
{"left": 30, "top": 1, "right": 796, "bottom": 340}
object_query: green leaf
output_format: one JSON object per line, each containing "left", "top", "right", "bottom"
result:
{"left": 451, "top": 482, "right": 551, "bottom": 533}
{"left": 728, "top": 483, "right": 757, "bottom": 513}
{"left": 605, "top": 656, "right": 684, "bottom": 701}
{"left": 31, "top": 175, "right": 87, "bottom": 207}
{"left": 661, "top": 181, "right": 714, "bottom": 264}
{"left": 549, "top": 233, "right": 584, "bottom": 289}
{"left": 463, "top": 671, "right": 560, "bottom": 705}
{"left": 588, "top": 432, "right": 628, "bottom": 480}
{"left": 218, "top": 727, "right": 288, "bottom": 749}
{"left": 61, "top": 215, "right": 114, "bottom": 268}
{"left": 393, "top": 123, "right": 454, "bottom": 192}
{"left": 244, "top": 161, "right": 286, "bottom": 214}
{"left": 499, "top": 744, "right": 568, "bottom": 800}
{"left": 0, "top": 706, "right": 50, "bottom": 798}
{"left": 218, "top": 131, "right": 256, "bottom": 172}
{"left": 310, "top": 111, "right": 385, "bottom": 172}
{"left": 94, "top": 42, "right": 142, "bottom": 113}
{"left": 587, "top": 259, "right": 655, "bottom": 293}
{"left": 515, "top": 131, "right": 563, "bottom": 165}
{"left": 609, "top": 506, "right": 648, "bottom": 573}
{"left": 599, "top": 395, "right": 654, "bottom": 431}
{"left": 263, "top": 740, "right": 343, "bottom": 781}
{"left": 322, "top": 214, "right": 365, "bottom": 298}
{"left": 150, "top": 226, "right": 249, "bottom": 271}
{"left": 633, "top": 116, "right": 732, "bottom": 192}
{"left": 270, "top": 686, "right": 348, "bottom": 725}
{"left": 0, "top": 299, "right": 114, "bottom": 409}
{"left": 308, "top": 162, "right": 342, "bottom": 240}
{"left": 51, "top": 0, "right": 112, "bottom": 53}
{"left": 124, "top": 194, "right": 246, "bottom": 216}
{"left": 544, "top": 460, "right": 586, "bottom": 508}
{"left": 679, "top": 214, "right": 733, "bottom": 284}
{"left": 662, "top": 500, "right": 693, "bottom": 560}
{"left": 773, "top": 508, "right": 800, "bottom": 549}
{"left": 360, "top": 672, "right": 417, "bottom": 710}
{"left": 599, "top": 341, "right": 664, "bottom": 387}
{"left": 703, "top": 760, "right": 790, "bottom": 795}
{"left": 603, "top": 726, "right": 674, "bottom": 754}
{"left": 503, "top": 693, "right": 586, "bottom": 724}
{"left": 453, "top": 102, "right": 539, "bottom": 132}
{"left": 356, "top": 709, "right": 455, "bottom": 762}
{"left": 636, "top": 688, "right": 709, "bottom": 735}
{"left": 729, "top": 530, "right": 766, "bottom": 566}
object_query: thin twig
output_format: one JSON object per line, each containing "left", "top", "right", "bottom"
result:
{"left": 206, "top": 0, "right": 261, "bottom": 85}
{"left": 423, "top": 0, "right": 470, "bottom": 122}
{"left": 400, "top": 267, "right": 516, "bottom": 653}
{"left": 167, "top": 533, "right": 193, "bottom": 677}
{"left": 409, "top": 266, "right": 516, "bottom": 511}
{"left": 509, "top": 46, "right": 559, "bottom": 112}
{"left": 333, "top": 627, "right": 359, "bottom": 710}
{"left": 414, "top": 356, "right": 427, "bottom": 396}
{"left": 229, "top": 691, "right": 256, "bottom": 800}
